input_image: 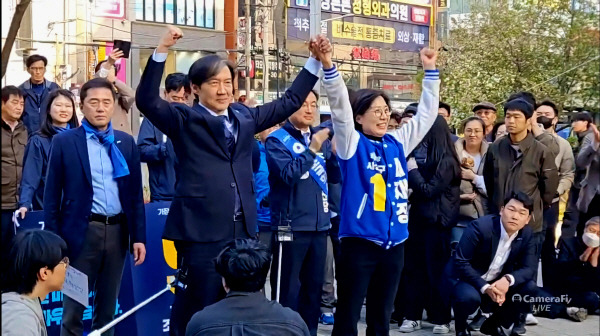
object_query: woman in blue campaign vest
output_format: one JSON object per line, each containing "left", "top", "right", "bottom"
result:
{"left": 17, "top": 89, "right": 79, "bottom": 217}
{"left": 313, "top": 37, "right": 440, "bottom": 335}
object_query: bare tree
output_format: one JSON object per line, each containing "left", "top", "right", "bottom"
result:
{"left": 2, "top": 0, "right": 32, "bottom": 79}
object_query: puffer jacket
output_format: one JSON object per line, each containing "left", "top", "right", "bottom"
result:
{"left": 1, "top": 120, "right": 28, "bottom": 209}
{"left": 455, "top": 138, "right": 489, "bottom": 220}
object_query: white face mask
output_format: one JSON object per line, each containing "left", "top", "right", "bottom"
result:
{"left": 582, "top": 232, "right": 600, "bottom": 248}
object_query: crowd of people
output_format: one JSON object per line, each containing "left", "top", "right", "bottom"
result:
{"left": 1, "top": 25, "right": 599, "bottom": 336}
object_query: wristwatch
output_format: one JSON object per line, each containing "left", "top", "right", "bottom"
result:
{"left": 503, "top": 274, "right": 512, "bottom": 286}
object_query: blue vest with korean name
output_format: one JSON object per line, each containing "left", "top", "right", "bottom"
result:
{"left": 338, "top": 132, "right": 409, "bottom": 249}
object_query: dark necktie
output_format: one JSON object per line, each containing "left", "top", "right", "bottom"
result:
{"left": 219, "top": 115, "right": 235, "bottom": 154}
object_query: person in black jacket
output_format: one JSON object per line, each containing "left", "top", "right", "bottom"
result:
{"left": 399, "top": 115, "right": 461, "bottom": 334}
{"left": 446, "top": 192, "right": 538, "bottom": 336}
{"left": 135, "top": 26, "right": 327, "bottom": 336}
{"left": 18, "top": 54, "right": 60, "bottom": 134}
{"left": 266, "top": 90, "right": 341, "bottom": 335}
{"left": 18, "top": 89, "right": 79, "bottom": 216}
{"left": 185, "top": 239, "right": 310, "bottom": 336}
{"left": 535, "top": 216, "right": 599, "bottom": 322}
{"left": 137, "top": 72, "right": 190, "bottom": 202}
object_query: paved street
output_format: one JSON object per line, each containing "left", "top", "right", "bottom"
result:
{"left": 316, "top": 311, "right": 600, "bottom": 336}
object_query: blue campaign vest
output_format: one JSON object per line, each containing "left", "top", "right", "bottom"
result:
{"left": 269, "top": 128, "right": 328, "bottom": 195}
{"left": 338, "top": 132, "right": 409, "bottom": 249}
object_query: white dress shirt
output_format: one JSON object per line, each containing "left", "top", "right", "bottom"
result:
{"left": 480, "top": 223, "right": 518, "bottom": 293}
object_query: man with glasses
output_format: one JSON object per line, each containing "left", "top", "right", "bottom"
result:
{"left": 473, "top": 102, "right": 498, "bottom": 143}
{"left": 2, "top": 230, "right": 69, "bottom": 335}
{"left": 18, "top": 54, "right": 60, "bottom": 133}
{"left": 266, "top": 89, "right": 341, "bottom": 335}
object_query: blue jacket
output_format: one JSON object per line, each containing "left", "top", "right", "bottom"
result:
{"left": 135, "top": 55, "right": 319, "bottom": 243}
{"left": 137, "top": 117, "right": 177, "bottom": 201}
{"left": 44, "top": 127, "right": 146, "bottom": 259}
{"left": 18, "top": 79, "right": 60, "bottom": 134}
{"left": 19, "top": 133, "right": 52, "bottom": 210}
{"left": 265, "top": 121, "right": 341, "bottom": 232}
{"left": 254, "top": 141, "right": 271, "bottom": 225}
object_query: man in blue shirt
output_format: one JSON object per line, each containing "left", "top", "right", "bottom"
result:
{"left": 137, "top": 72, "right": 191, "bottom": 202}
{"left": 44, "top": 78, "right": 146, "bottom": 336}
{"left": 18, "top": 54, "right": 60, "bottom": 134}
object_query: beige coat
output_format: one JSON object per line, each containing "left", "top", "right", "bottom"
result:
{"left": 455, "top": 138, "right": 489, "bottom": 220}
{"left": 95, "top": 71, "right": 135, "bottom": 134}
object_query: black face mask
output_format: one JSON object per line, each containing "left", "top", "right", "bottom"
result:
{"left": 537, "top": 116, "right": 554, "bottom": 130}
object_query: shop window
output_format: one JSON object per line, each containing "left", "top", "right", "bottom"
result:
{"left": 136, "top": 0, "right": 215, "bottom": 28}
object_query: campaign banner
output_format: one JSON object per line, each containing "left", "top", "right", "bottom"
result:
{"left": 287, "top": 8, "right": 429, "bottom": 52}
{"left": 289, "top": 0, "right": 431, "bottom": 26}
{"left": 14, "top": 202, "right": 175, "bottom": 336}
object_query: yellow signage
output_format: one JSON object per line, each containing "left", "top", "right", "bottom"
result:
{"left": 332, "top": 21, "right": 396, "bottom": 43}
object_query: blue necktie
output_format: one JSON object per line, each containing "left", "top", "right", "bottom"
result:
{"left": 219, "top": 115, "right": 235, "bottom": 154}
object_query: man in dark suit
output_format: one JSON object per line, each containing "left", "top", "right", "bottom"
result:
{"left": 185, "top": 239, "right": 310, "bottom": 336}
{"left": 447, "top": 192, "right": 538, "bottom": 336}
{"left": 44, "top": 78, "right": 146, "bottom": 336}
{"left": 135, "top": 25, "right": 329, "bottom": 336}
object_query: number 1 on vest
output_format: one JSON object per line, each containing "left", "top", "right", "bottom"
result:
{"left": 370, "top": 173, "right": 386, "bottom": 211}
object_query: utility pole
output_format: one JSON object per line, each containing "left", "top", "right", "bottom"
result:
{"left": 262, "top": 2, "right": 270, "bottom": 103}
{"left": 309, "top": 0, "right": 321, "bottom": 95}
{"left": 245, "top": 0, "right": 251, "bottom": 98}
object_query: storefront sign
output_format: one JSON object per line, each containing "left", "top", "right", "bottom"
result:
{"left": 288, "top": 8, "right": 429, "bottom": 52}
{"left": 352, "top": 47, "right": 381, "bottom": 61}
{"left": 291, "top": 0, "right": 430, "bottom": 26}
{"left": 93, "top": 0, "right": 126, "bottom": 19}
{"left": 381, "top": 80, "right": 415, "bottom": 94}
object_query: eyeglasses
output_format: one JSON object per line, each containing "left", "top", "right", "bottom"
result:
{"left": 59, "top": 256, "right": 70, "bottom": 269}
{"left": 29, "top": 67, "right": 45, "bottom": 72}
{"left": 369, "top": 107, "right": 391, "bottom": 118}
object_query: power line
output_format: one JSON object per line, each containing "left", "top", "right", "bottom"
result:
{"left": 493, "top": 55, "right": 600, "bottom": 106}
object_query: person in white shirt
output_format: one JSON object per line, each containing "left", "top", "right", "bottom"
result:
{"left": 447, "top": 192, "right": 538, "bottom": 336}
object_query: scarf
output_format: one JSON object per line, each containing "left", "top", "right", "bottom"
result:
{"left": 52, "top": 124, "right": 71, "bottom": 134}
{"left": 81, "top": 119, "right": 130, "bottom": 178}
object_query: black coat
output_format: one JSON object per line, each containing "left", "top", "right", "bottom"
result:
{"left": 449, "top": 215, "right": 537, "bottom": 291}
{"left": 44, "top": 127, "right": 146, "bottom": 259}
{"left": 185, "top": 291, "right": 310, "bottom": 336}
{"left": 135, "top": 56, "right": 318, "bottom": 242}
{"left": 542, "top": 236, "right": 600, "bottom": 294}
{"left": 408, "top": 155, "right": 461, "bottom": 229}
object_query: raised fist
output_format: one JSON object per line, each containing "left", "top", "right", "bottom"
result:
{"left": 158, "top": 25, "right": 184, "bottom": 51}
{"left": 420, "top": 47, "right": 437, "bottom": 70}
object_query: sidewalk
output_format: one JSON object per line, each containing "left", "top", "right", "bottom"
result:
{"left": 317, "top": 314, "right": 600, "bottom": 335}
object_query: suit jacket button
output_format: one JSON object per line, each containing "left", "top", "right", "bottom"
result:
{"left": 230, "top": 183, "right": 236, "bottom": 188}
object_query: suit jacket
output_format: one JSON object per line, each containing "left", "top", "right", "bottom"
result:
{"left": 483, "top": 133, "right": 559, "bottom": 232}
{"left": 185, "top": 291, "right": 310, "bottom": 336}
{"left": 576, "top": 132, "right": 599, "bottom": 213}
{"left": 135, "top": 56, "right": 318, "bottom": 243}
{"left": 450, "top": 215, "right": 537, "bottom": 291}
{"left": 44, "top": 127, "right": 146, "bottom": 259}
